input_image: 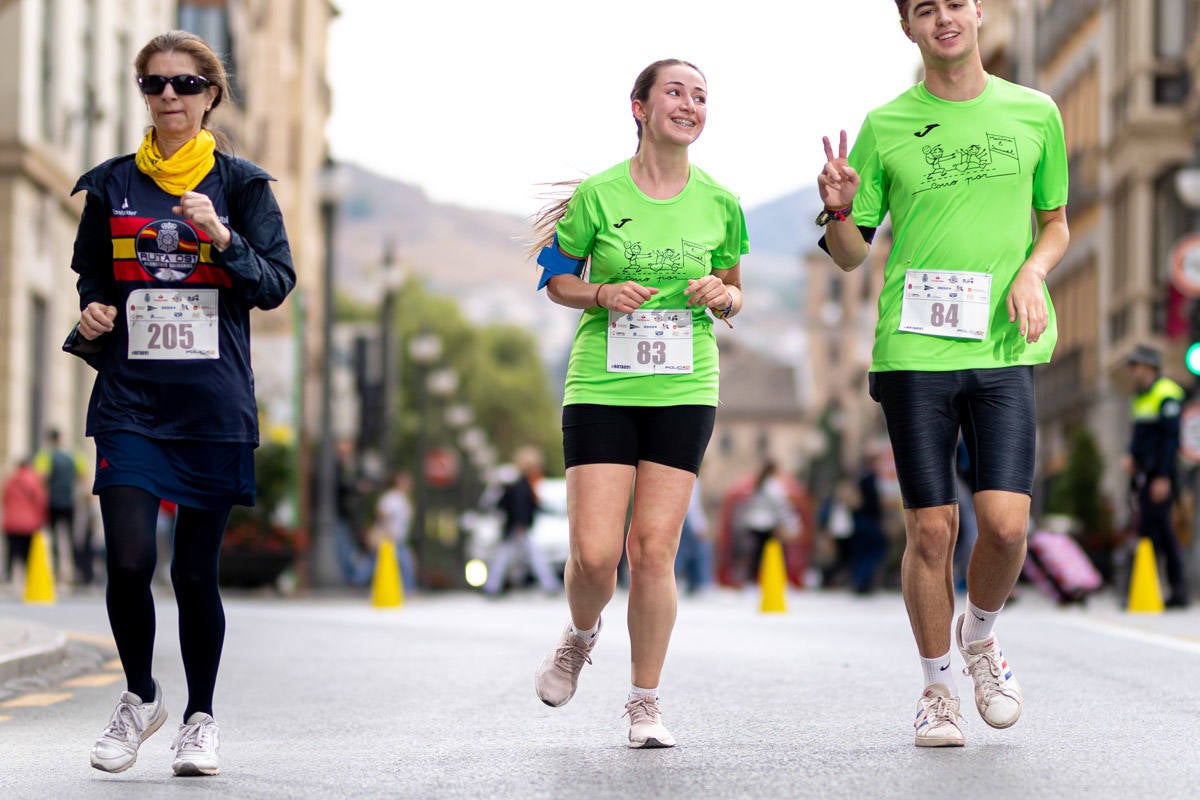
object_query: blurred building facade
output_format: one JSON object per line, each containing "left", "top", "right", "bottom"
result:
{"left": 802, "top": 0, "right": 1200, "bottom": 522}
{"left": 0, "top": 0, "right": 333, "bottom": 492}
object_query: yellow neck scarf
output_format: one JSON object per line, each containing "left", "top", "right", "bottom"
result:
{"left": 135, "top": 128, "right": 216, "bottom": 195}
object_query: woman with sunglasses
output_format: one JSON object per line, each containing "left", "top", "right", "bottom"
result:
{"left": 69, "top": 30, "right": 294, "bottom": 777}
{"left": 529, "top": 58, "right": 747, "bottom": 748}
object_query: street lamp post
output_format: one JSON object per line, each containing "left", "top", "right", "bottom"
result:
{"left": 379, "top": 242, "right": 401, "bottom": 481}
{"left": 313, "top": 159, "right": 348, "bottom": 588}
{"left": 407, "top": 334, "right": 443, "bottom": 589}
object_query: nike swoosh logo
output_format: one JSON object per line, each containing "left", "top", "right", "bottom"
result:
{"left": 939, "top": 663, "right": 950, "bottom": 671}
{"left": 974, "top": 613, "right": 985, "bottom": 621}
{"left": 914, "top": 124, "right": 940, "bottom": 138}
{"left": 613, "top": 218, "right": 632, "bottom": 228}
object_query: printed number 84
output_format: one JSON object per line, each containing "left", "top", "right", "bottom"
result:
{"left": 636, "top": 340, "right": 667, "bottom": 365}
{"left": 929, "top": 302, "right": 960, "bottom": 328}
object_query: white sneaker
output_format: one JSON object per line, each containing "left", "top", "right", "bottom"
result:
{"left": 914, "top": 683, "right": 965, "bottom": 747}
{"left": 955, "top": 614, "right": 1023, "bottom": 729}
{"left": 534, "top": 618, "right": 601, "bottom": 707}
{"left": 624, "top": 695, "right": 676, "bottom": 749}
{"left": 171, "top": 712, "right": 220, "bottom": 776}
{"left": 90, "top": 679, "right": 167, "bottom": 773}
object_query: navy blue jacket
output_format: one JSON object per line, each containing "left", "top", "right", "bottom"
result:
{"left": 69, "top": 151, "right": 296, "bottom": 444}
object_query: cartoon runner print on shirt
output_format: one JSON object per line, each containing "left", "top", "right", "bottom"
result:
{"left": 916, "top": 132, "right": 1019, "bottom": 194}
{"left": 136, "top": 219, "right": 201, "bottom": 282}
{"left": 620, "top": 238, "right": 710, "bottom": 283}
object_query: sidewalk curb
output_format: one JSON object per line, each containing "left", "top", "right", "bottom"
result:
{"left": 0, "top": 618, "right": 69, "bottom": 684}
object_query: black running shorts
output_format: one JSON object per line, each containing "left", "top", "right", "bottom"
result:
{"left": 868, "top": 366, "right": 1036, "bottom": 509}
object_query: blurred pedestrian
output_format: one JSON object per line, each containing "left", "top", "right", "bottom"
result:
{"left": 952, "top": 438, "right": 978, "bottom": 594}
{"left": 818, "top": 476, "right": 858, "bottom": 589}
{"left": 674, "top": 479, "right": 712, "bottom": 595}
{"left": 34, "top": 428, "right": 88, "bottom": 583}
{"left": 484, "top": 447, "right": 559, "bottom": 596}
{"left": 334, "top": 441, "right": 373, "bottom": 587}
{"left": 737, "top": 460, "right": 801, "bottom": 582}
{"left": 849, "top": 457, "right": 888, "bottom": 595}
{"left": 528, "top": 58, "right": 748, "bottom": 748}
{"left": 69, "top": 30, "right": 295, "bottom": 776}
{"left": 375, "top": 470, "right": 416, "bottom": 591}
{"left": 817, "top": 0, "right": 1069, "bottom": 747}
{"left": 1122, "top": 344, "right": 1190, "bottom": 608}
{"left": 3, "top": 458, "right": 48, "bottom": 583}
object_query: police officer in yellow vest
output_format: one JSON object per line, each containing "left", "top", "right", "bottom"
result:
{"left": 1123, "top": 344, "right": 1190, "bottom": 608}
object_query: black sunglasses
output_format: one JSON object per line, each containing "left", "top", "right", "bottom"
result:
{"left": 137, "top": 74, "right": 212, "bottom": 96}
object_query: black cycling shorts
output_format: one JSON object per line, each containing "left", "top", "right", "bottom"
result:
{"left": 562, "top": 404, "right": 717, "bottom": 475}
{"left": 869, "top": 366, "right": 1036, "bottom": 509}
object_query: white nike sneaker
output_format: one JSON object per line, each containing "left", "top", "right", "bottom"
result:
{"left": 90, "top": 680, "right": 167, "bottom": 773}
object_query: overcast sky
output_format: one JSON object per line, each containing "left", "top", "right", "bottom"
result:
{"left": 326, "top": 1, "right": 923, "bottom": 218}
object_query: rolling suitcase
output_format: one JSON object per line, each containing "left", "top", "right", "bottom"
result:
{"left": 1022, "top": 530, "right": 1103, "bottom": 603}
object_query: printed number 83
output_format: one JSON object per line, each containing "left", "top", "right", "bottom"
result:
{"left": 636, "top": 340, "right": 667, "bottom": 365}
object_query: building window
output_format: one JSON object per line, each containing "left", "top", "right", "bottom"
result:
{"left": 1154, "top": 0, "right": 1191, "bottom": 104}
{"left": 40, "top": 0, "right": 56, "bottom": 141}
{"left": 28, "top": 296, "right": 48, "bottom": 455}
{"left": 178, "top": 1, "right": 240, "bottom": 101}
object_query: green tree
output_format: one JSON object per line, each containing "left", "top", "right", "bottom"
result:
{"left": 1045, "top": 427, "right": 1106, "bottom": 534}
{"left": 388, "top": 277, "right": 562, "bottom": 477}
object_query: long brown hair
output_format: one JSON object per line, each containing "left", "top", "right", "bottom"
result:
{"left": 135, "top": 30, "right": 234, "bottom": 151}
{"left": 526, "top": 58, "right": 706, "bottom": 260}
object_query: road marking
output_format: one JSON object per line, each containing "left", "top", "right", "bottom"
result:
{"left": 1057, "top": 617, "right": 1200, "bottom": 655}
{"left": 68, "top": 631, "right": 118, "bottom": 649}
{"left": 1, "top": 692, "right": 73, "bottom": 708}
{"left": 63, "top": 673, "right": 123, "bottom": 688}
{"left": 0, "top": 715, "right": 11, "bottom": 723}
{"left": 103, "top": 659, "right": 122, "bottom": 671}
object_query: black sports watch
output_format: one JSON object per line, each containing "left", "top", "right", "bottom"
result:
{"left": 815, "top": 204, "right": 852, "bottom": 227}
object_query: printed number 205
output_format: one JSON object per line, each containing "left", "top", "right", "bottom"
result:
{"left": 146, "top": 322, "right": 195, "bottom": 350}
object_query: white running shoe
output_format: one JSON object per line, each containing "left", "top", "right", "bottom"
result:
{"left": 955, "top": 614, "right": 1023, "bottom": 729}
{"left": 171, "top": 712, "right": 220, "bottom": 776}
{"left": 624, "top": 695, "right": 676, "bottom": 749}
{"left": 534, "top": 618, "right": 601, "bottom": 707}
{"left": 914, "top": 683, "right": 965, "bottom": 747}
{"left": 90, "top": 679, "right": 167, "bottom": 773}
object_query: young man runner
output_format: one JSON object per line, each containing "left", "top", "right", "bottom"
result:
{"left": 817, "top": 0, "right": 1070, "bottom": 746}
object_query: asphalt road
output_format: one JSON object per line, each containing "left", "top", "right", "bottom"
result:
{"left": 0, "top": 585, "right": 1197, "bottom": 799}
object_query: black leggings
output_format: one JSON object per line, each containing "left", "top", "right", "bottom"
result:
{"left": 100, "top": 486, "right": 230, "bottom": 718}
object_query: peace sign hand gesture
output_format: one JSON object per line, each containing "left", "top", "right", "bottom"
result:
{"left": 817, "top": 130, "right": 860, "bottom": 210}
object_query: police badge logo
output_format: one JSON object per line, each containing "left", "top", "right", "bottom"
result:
{"left": 136, "top": 219, "right": 201, "bottom": 282}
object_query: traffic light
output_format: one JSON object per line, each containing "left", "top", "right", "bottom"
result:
{"left": 1187, "top": 341, "right": 1200, "bottom": 375}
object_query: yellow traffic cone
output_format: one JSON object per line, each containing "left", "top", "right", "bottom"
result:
{"left": 23, "top": 530, "right": 56, "bottom": 605}
{"left": 371, "top": 539, "right": 403, "bottom": 609}
{"left": 1127, "top": 537, "right": 1164, "bottom": 614}
{"left": 759, "top": 538, "right": 787, "bottom": 613}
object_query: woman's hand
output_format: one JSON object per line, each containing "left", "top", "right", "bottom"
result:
{"left": 174, "top": 190, "right": 232, "bottom": 250}
{"left": 685, "top": 275, "right": 731, "bottom": 311}
{"left": 599, "top": 281, "right": 659, "bottom": 314}
{"left": 79, "top": 302, "right": 117, "bottom": 340}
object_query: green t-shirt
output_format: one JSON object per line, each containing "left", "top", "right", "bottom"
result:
{"left": 850, "top": 75, "right": 1069, "bottom": 371}
{"left": 556, "top": 160, "right": 749, "bottom": 406}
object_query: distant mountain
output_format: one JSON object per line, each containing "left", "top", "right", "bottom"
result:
{"left": 744, "top": 187, "right": 825, "bottom": 257}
